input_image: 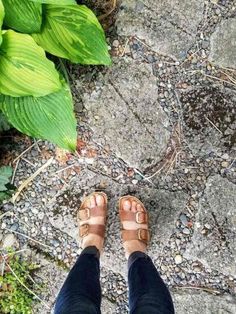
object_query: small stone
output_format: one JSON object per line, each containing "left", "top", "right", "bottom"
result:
{"left": 112, "top": 40, "right": 120, "bottom": 48}
{"left": 204, "top": 223, "right": 212, "bottom": 230}
{"left": 182, "top": 228, "right": 190, "bottom": 235}
{"left": 221, "top": 161, "right": 229, "bottom": 168}
{"left": 175, "top": 254, "right": 183, "bottom": 265}
{"left": 179, "top": 214, "right": 188, "bottom": 226}
{"left": 32, "top": 208, "right": 39, "bottom": 215}
{"left": 161, "top": 264, "right": 167, "bottom": 272}
{"left": 2, "top": 233, "right": 17, "bottom": 248}
{"left": 38, "top": 212, "right": 45, "bottom": 220}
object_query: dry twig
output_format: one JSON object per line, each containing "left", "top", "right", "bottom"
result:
{"left": 13, "top": 142, "right": 37, "bottom": 163}
{"left": 12, "top": 157, "right": 54, "bottom": 203}
{"left": 5, "top": 228, "right": 53, "bottom": 250}
{"left": 99, "top": 0, "right": 117, "bottom": 20}
{"left": 175, "top": 285, "right": 222, "bottom": 295}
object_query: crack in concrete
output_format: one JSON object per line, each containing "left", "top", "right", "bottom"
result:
{"left": 140, "top": 1, "right": 193, "bottom": 36}
{"left": 160, "top": 15, "right": 192, "bottom": 37}
{"left": 108, "top": 80, "right": 158, "bottom": 142}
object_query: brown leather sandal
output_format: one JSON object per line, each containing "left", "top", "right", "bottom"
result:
{"left": 78, "top": 192, "right": 108, "bottom": 240}
{"left": 119, "top": 195, "right": 151, "bottom": 245}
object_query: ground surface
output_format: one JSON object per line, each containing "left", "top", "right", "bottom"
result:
{"left": 0, "top": 0, "right": 236, "bottom": 313}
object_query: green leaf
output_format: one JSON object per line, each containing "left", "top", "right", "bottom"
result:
{"left": 30, "top": 0, "right": 76, "bottom": 4}
{"left": 0, "top": 30, "right": 62, "bottom": 97}
{"left": 32, "top": 4, "right": 111, "bottom": 65}
{"left": 0, "top": 82, "right": 77, "bottom": 151}
{"left": 2, "top": 0, "right": 42, "bottom": 33}
{"left": 0, "top": 166, "right": 12, "bottom": 192}
{"left": 0, "top": 0, "right": 4, "bottom": 46}
{"left": 0, "top": 111, "right": 11, "bottom": 132}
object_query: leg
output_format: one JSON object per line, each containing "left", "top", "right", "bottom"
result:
{"left": 54, "top": 246, "right": 101, "bottom": 314}
{"left": 119, "top": 196, "right": 175, "bottom": 314}
{"left": 128, "top": 252, "right": 174, "bottom": 314}
{"left": 54, "top": 193, "right": 107, "bottom": 314}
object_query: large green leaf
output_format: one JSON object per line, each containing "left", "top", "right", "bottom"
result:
{"left": 0, "top": 166, "right": 12, "bottom": 192}
{"left": 30, "top": 0, "right": 76, "bottom": 4}
{"left": 0, "top": 0, "right": 4, "bottom": 46}
{"left": 32, "top": 4, "right": 111, "bottom": 65}
{"left": 0, "top": 82, "right": 77, "bottom": 151}
{"left": 2, "top": 0, "right": 42, "bottom": 33}
{"left": 0, "top": 30, "right": 62, "bottom": 97}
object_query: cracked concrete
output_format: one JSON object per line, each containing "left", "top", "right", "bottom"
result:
{"left": 185, "top": 175, "right": 236, "bottom": 277}
{"left": 173, "top": 290, "right": 236, "bottom": 314}
{"left": 209, "top": 17, "right": 236, "bottom": 69}
{"left": 83, "top": 57, "right": 170, "bottom": 170}
{"left": 116, "top": 0, "right": 205, "bottom": 59}
{"left": 1, "top": 1, "right": 236, "bottom": 313}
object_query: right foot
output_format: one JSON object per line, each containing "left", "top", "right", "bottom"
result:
{"left": 119, "top": 196, "right": 150, "bottom": 259}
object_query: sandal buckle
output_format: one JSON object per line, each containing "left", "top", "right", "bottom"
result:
{"left": 80, "top": 224, "right": 89, "bottom": 237}
{"left": 79, "top": 208, "right": 90, "bottom": 221}
{"left": 138, "top": 229, "right": 150, "bottom": 242}
{"left": 136, "top": 212, "right": 147, "bottom": 224}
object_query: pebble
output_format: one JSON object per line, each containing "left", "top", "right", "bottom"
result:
{"left": 2, "top": 233, "right": 17, "bottom": 248}
{"left": 175, "top": 254, "right": 183, "bottom": 265}
{"left": 112, "top": 40, "right": 120, "bottom": 48}
{"left": 221, "top": 161, "right": 229, "bottom": 168}
{"left": 182, "top": 227, "right": 190, "bottom": 235}
{"left": 179, "top": 213, "right": 188, "bottom": 226}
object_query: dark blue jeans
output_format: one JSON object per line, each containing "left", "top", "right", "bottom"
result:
{"left": 54, "top": 246, "right": 174, "bottom": 314}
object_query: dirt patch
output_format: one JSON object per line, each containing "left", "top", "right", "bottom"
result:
{"left": 181, "top": 86, "right": 236, "bottom": 149}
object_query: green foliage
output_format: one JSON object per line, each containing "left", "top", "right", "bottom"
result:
{"left": 0, "top": 252, "right": 39, "bottom": 314}
{"left": 2, "top": 0, "right": 42, "bottom": 33}
{"left": 0, "top": 165, "right": 13, "bottom": 202}
{"left": 30, "top": 0, "right": 76, "bottom": 4}
{"left": 1, "top": 80, "right": 77, "bottom": 151}
{"left": 32, "top": 5, "right": 111, "bottom": 65}
{"left": 0, "top": 0, "right": 4, "bottom": 45}
{"left": 0, "top": 30, "right": 61, "bottom": 97}
{"left": 0, "top": 1, "right": 111, "bottom": 151}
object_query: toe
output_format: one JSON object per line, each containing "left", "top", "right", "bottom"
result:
{"left": 137, "top": 204, "right": 144, "bottom": 212}
{"left": 96, "top": 194, "right": 105, "bottom": 207}
{"left": 90, "top": 195, "right": 96, "bottom": 208}
{"left": 123, "top": 200, "right": 131, "bottom": 211}
{"left": 131, "top": 201, "right": 137, "bottom": 213}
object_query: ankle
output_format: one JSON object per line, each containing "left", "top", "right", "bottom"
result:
{"left": 124, "top": 240, "right": 147, "bottom": 259}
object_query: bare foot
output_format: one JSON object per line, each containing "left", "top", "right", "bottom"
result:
{"left": 120, "top": 197, "right": 148, "bottom": 259}
{"left": 79, "top": 193, "right": 107, "bottom": 253}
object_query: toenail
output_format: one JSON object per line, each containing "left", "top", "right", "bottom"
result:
{"left": 96, "top": 195, "right": 103, "bottom": 205}
{"left": 123, "top": 200, "right": 130, "bottom": 209}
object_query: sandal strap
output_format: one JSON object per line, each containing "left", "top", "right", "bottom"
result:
{"left": 120, "top": 211, "right": 148, "bottom": 224}
{"left": 78, "top": 206, "right": 105, "bottom": 221}
{"left": 122, "top": 229, "right": 150, "bottom": 244}
{"left": 79, "top": 224, "right": 105, "bottom": 238}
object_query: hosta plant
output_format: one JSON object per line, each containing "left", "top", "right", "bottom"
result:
{"left": 0, "top": 0, "right": 111, "bottom": 151}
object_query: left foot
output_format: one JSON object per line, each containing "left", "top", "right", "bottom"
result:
{"left": 78, "top": 192, "right": 107, "bottom": 253}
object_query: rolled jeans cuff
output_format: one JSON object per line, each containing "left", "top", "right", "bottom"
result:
{"left": 128, "top": 251, "right": 150, "bottom": 269}
{"left": 81, "top": 246, "right": 100, "bottom": 259}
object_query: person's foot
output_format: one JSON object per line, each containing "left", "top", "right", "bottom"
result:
{"left": 78, "top": 192, "right": 107, "bottom": 253}
{"left": 119, "top": 196, "right": 150, "bottom": 259}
